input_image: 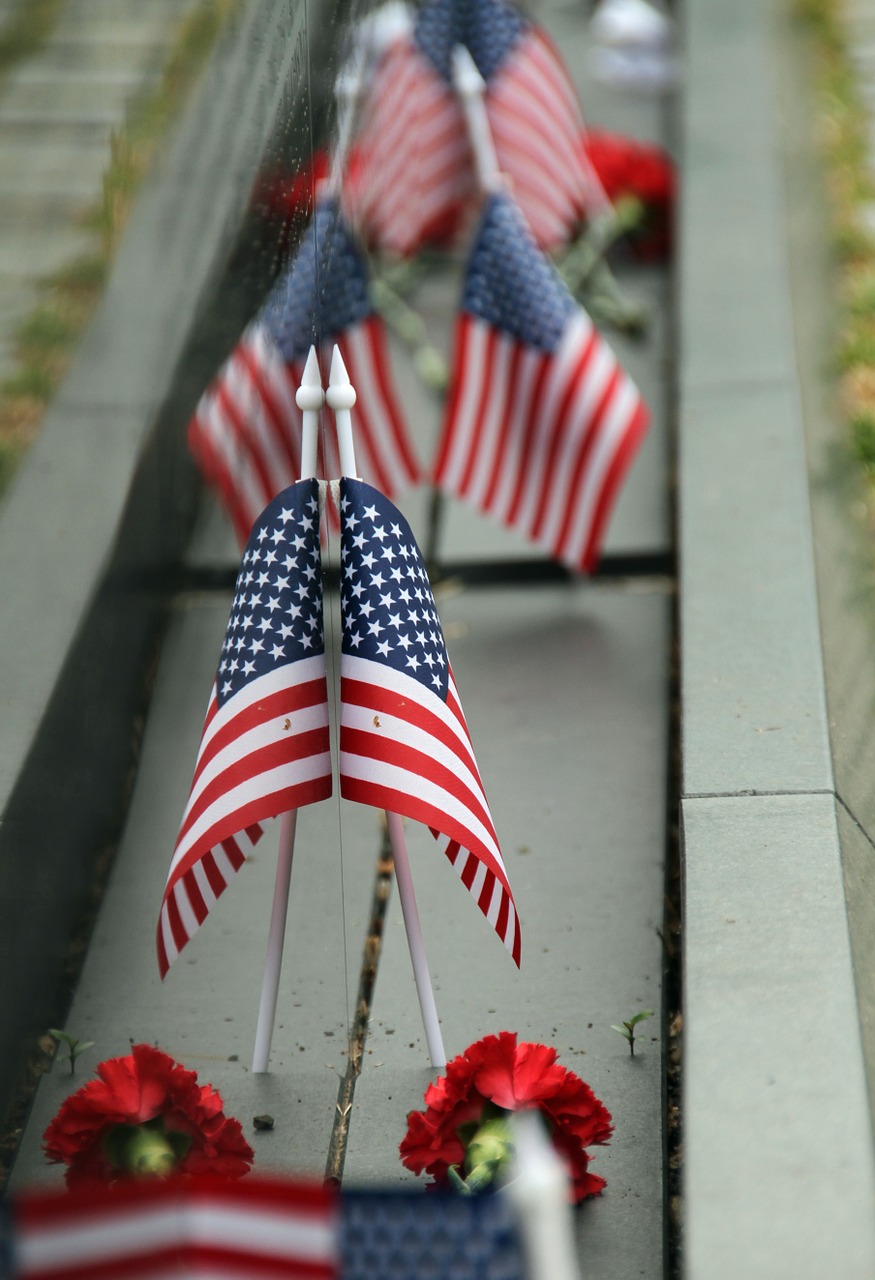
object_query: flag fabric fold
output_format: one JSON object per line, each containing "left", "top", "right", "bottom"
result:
{"left": 347, "top": 0, "right": 602, "bottom": 255}
{"left": 187, "top": 198, "right": 419, "bottom": 546}
{"left": 337, "top": 477, "right": 521, "bottom": 966}
{"left": 433, "top": 191, "right": 649, "bottom": 573}
{"left": 157, "top": 480, "right": 332, "bottom": 977}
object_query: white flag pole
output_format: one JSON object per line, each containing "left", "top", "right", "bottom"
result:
{"left": 386, "top": 813, "right": 447, "bottom": 1068}
{"left": 251, "top": 349, "right": 325, "bottom": 1074}
{"left": 328, "top": 344, "right": 446, "bottom": 1069}
{"left": 326, "top": 344, "right": 359, "bottom": 478}
{"left": 506, "top": 1112, "right": 583, "bottom": 1280}
{"left": 451, "top": 45, "right": 501, "bottom": 194}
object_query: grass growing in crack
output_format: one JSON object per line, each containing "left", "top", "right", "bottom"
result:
{"left": 0, "top": 0, "right": 241, "bottom": 497}
{"left": 794, "top": 0, "right": 875, "bottom": 475}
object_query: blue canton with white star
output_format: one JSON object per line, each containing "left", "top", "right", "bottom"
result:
{"left": 217, "top": 480, "right": 323, "bottom": 706}
{"left": 462, "top": 192, "right": 577, "bottom": 351}
{"left": 415, "top": 0, "right": 526, "bottom": 84}
{"left": 260, "top": 198, "right": 372, "bottom": 362}
{"left": 340, "top": 478, "right": 449, "bottom": 701}
{"left": 341, "top": 1188, "right": 525, "bottom": 1280}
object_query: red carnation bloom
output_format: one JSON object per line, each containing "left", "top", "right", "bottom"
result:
{"left": 584, "top": 129, "right": 675, "bottom": 261}
{"left": 43, "top": 1044, "right": 254, "bottom": 1188}
{"left": 399, "top": 1031, "right": 612, "bottom": 1202}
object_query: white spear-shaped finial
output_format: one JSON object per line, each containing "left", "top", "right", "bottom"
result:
{"left": 451, "top": 44, "right": 501, "bottom": 193}
{"left": 295, "top": 345, "right": 324, "bottom": 481}
{"left": 326, "top": 345, "right": 358, "bottom": 478}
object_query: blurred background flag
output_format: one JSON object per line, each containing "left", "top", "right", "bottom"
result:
{"left": 5, "top": 1176, "right": 339, "bottom": 1280}
{"left": 337, "top": 477, "right": 521, "bottom": 966}
{"left": 347, "top": 0, "right": 608, "bottom": 256}
{"left": 187, "top": 197, "right": 419, "bottom": 546}
{"left": 3, "top": 1178, "right": 537, "bottom": 1280}
{"left": 433, "top": 191, "right": 649, "bottom": 574}
{"left": 157, "top": 480, "right": 332, "bottom": 977}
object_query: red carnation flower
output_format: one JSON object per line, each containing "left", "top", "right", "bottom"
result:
{"left": 399, "top": 1031, "right": 612, "bottom": 1202}
{"left": 584, "top": 129, "right": 675, "bottom": 261}
{"left": 43, "top": 1044, "right": 254, "bottom": 1188}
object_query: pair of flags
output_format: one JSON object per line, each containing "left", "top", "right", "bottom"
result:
{"left": 346, "top": 0, "right": 607, "bottom": 255}
{"left": 4, "top": 1174, "right": 526, "bottom": 1279}
{"left": 190, "top": 191, "right": 648, "bottom": 577}
{"left": 158, "top": 471, "right": 521, "bottom": 976}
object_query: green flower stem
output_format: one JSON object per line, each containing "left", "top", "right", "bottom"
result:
{"left": 449, "top": 1115, "right": 515, "bottom": 1195}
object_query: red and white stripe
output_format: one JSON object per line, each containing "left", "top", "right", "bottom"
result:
{"left": 157, "top": 658, "right": 332, "bottom": 977}
{"left": 487, "top": 30, "right": 610, "bottom": 249}
{"left": 188, "top": 322, "right": 419, "bottom": 546}
{"left": 345, "top": 38, "right": 473, "bottom": 257}
{"left": 188, "top": 325, "right": 302, "bottom": 547}
{"left": 339, "top": 654, "right": 521, "bottom": 966}
{"left": 12, "top": 1175, "right": 338, "bottom": 1280}
{"left": 434, "top": 311, "right": 649, "bottom": 573}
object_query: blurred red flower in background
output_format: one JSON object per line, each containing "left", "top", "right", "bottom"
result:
{"left": 584, "top": 129, "right": 675, "bottom": 261}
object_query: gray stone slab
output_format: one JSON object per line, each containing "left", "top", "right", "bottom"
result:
{"left": 0, "top": 141, "right": 110, "bottom": 189}
{"left": 343, "top": 583, "right": 668, "bottom": 1275}
{"left": 680, "top": 2, "right": 798, "bottom": 392}
{"left": 682, "top": 792, "right": 875, "bottom": 1278}
{"left": 0, "top": 226, "right": 94, "bottom": 275}
{"left": 681, "top": 378, "right": 832, "bottom": 799}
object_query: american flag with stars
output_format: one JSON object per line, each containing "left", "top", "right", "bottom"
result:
{"left": 187, "top": 197, "right": 418, "bottom": 546}
{"left": 157, "top": 479, "right": 333, "bottom": 977}
{"left": 434, "top": 191, "right": 649, "bottom": 574}
{"left": 337, "top": 477, "right": 521, "bottom": 966}
{"left": 4, "top": 1176, "right": 526, "bottom": 1280}
{"left": 347, "top": 0, "right": 604, "bottom": 256}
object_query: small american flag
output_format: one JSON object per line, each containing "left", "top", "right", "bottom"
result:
{"left": 157, "top": 480, "right": 333, "bottom": 977}
{"left": 4, "top": 1179, "right": 527, "bottom": 1280}
{"left": 188, "top": 198, "right": 418, "bottom": 545}
{"left": 338, "top": 477, "right": 521, "bottom": 966}
{"left": 433, "top": 192, "right": 649, "bottom": 574}
{"left": 7, "top": 1176, "right": 338, "bottom": 1279}
{"left": 348, "top": 0, "right": 602, "bottom": 256}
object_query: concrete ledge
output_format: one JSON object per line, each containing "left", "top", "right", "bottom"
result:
{"left": 680, "top": 0, "right": 875, "bottom": 1273}
{"left": 0, "top": 0, "right": 329, "bottom": 1128}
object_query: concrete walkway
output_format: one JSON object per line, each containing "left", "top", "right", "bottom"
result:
{"left": 0, "top": 0, "right": 672, "bottom": 1277}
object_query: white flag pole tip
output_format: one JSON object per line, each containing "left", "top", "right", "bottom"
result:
{"left": 296, "top": 345, "right": 324, "bottom": 482}
{"left": 326, "top": 344, "right": 359, "bottom": 478}
{"left": 451, "top": 45, "right": 501, "bottom": 193}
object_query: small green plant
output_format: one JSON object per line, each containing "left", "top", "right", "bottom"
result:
{"left": 48, "top": 1030, "right": 95, "bottom": 1075}
{"left": 611, "top": 1009, "right": 654, "bottom": 1057}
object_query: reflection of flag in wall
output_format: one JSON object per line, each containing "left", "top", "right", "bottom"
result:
{"left": 157, "top": 481, "right": 332, "bottom": 977}
{"left": 188, "top": 198, "right": 418, "bottom": 546}
{"left": 434, "top": 192, "right": 649, "bottom": 574}
{"left": 348, "top": 0, "right": 603, "bottom": 256}
{"left": 337, "top": 477, "right": 521, "bottom": 966}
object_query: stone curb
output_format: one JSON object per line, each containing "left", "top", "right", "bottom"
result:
{"left": 680, "top": 0, "right": 875, "bottom": 1274}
